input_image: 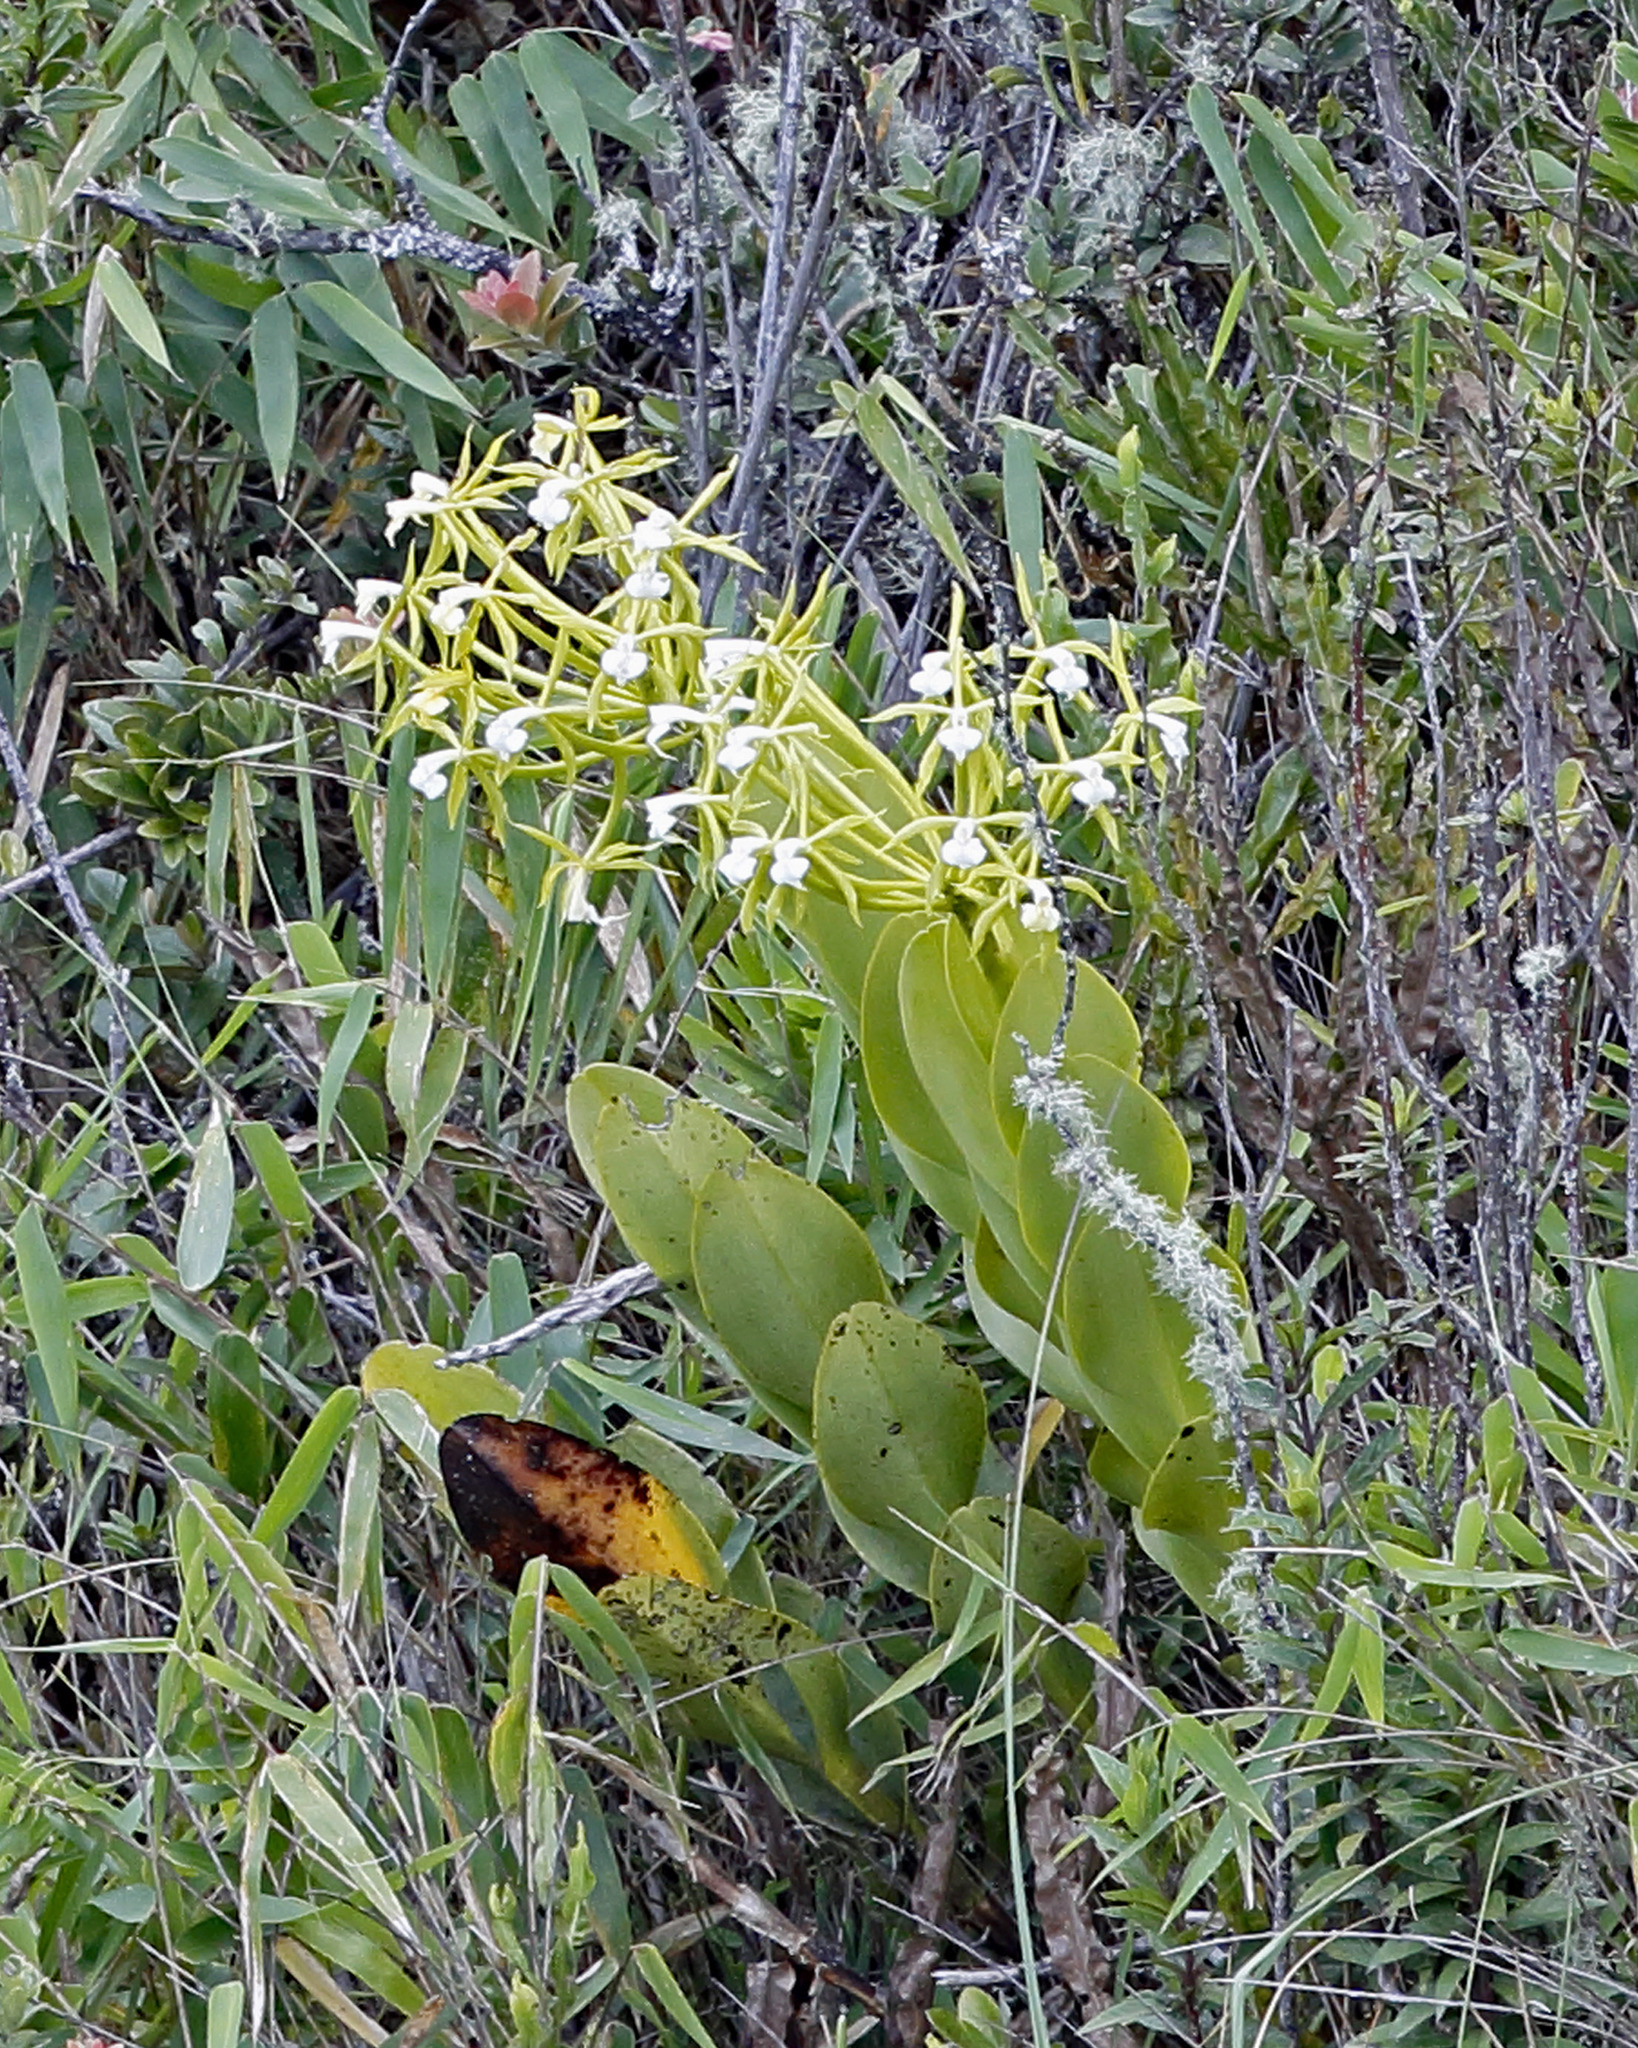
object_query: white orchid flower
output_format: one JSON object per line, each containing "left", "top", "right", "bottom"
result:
{"left": 716, "top": 832, "right": 769, "bottom": 886}
{"left": 316, "top": 615, "right": 379, "bottom": 666}
{"left": 909, "top": 651, "right": 954, "bottom": 697}
{"left": 354, "top": 578, "right": 402, "bottom": 622}
{"left": 527, "top": 480, "right": 573, "bottom": 529}
{"left": 1068, "top": 758, "right": 1119, "bottom": 809}
{"left": 600, "top": 635, "right": 649, "bottom": 683}
{"left": 408, "top": 748, "right": 461, "bottom": 799}
{"left": 623, "top": 566, "right": 671, "bottom": 602}
{"left": 1042, "top": 645, "right": 1090, "bottom": 697}
{"left": 645, "top": 791, "right": 700, "bottom": 843}
{"left": 1019, "top": 879, "right": 1061, "bottom": 933}
{"left": 384, "top": 471, "right": 449, "bottom": 543}
{"left": 769, "top": 837, "right": 810, "bottom": 888}
{"left": 939, "top": 818, "right": 985, "bottom": 870}
{"left": 1147, "top": 711, "right": 1191, "bottom": 769}
{"left": 484, "top": 706, "right": 540, "bottom": 760}
{"left": 717, "top": 724, "right": 772, "bottom": 775}
{"left": 647, "top": 703, "right": 709, "bottom": 746}
{"left": 629, "top": 512, "right": 677, "bottom": 552}
{"left": 934, "top": 708, "right": 984, "bottom": 760}
{"left": 702, "top": 636, "right": 769, "bottom": 679}
{"left": 428, "top": 583, "right": 485, "bottom": 636}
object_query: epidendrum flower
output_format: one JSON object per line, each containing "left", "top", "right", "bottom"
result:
{"left": 646, "top": 791, "right": 700, "bottom": 843}
{"left": 1068, "top": 758, "right": 1119, "bottom": 808}
{"left": 940, "top": 817, "right": 985, "bottom": 869}
{"left": 717, "top": 832, "right": 769, "bottom": 885}
{"left": 409, "top": 748, "right": 461, "bottom": 799}
{"left": 717, "top": 723, "right": 771, "bottom": 775}
{"left": 315, "top": 577, "right": 403, "bottom": 666}
{"left": 484, "top": 706, "right": 541, "bottom": 759}
{"left": 624, "top": 566, "right": 671, "bottom": 602}
{"left": 933, "top": 707, "right": 984, "bottom": 760}
{"left": 909, "top": 650, "right": 954, "bottom": 697}
{"left": 1019, "top": 878, "right": 1060, "bottom": 932}
{"left": 385, "top": 471, "right": 449, "bottom": 543}
{"left": 769, "top": 836, "right": 810, "bottom": 887}
{"left": 702, "top": 636, "right": 768, "bottom": 679}
{"left": 1042, "top": 644, "right": 1090, "bottom": 698}
{"left": 1146, "top": 711, "right": 1190, "bottom": 769}
{"left": 528, "top": 478, "right": 575, "bottom": 529}
{"left": 648, "top": 703, "right": 709, "bottom": 746}
{"left": 600, "top": 635, "right": 649, "bottom": 683}
{"left": 630, "top": 512, "right": 678, "bottom": 553}
{"left": 429, "top": 583, "right": 485, "bottom": 636}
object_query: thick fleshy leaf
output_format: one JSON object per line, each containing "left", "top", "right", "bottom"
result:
{"left": 691, "top": 1155, "right": 887, "bottom": 1434}
{"left": 813, "top": 1302, "right": 985, "bottom": 1593}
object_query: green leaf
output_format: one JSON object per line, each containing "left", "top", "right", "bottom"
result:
{"left": 1500, "top": 1628, "right": 1638, "bottom": 1677}
{"left": 1184, "top": 83, "right": 1272, "bottom": 275}
{"left": 691, "top": 1155, "right": 888, "bottom": 1435}
{"left": 858, "top": 915, "right": 978, "bottom": 1235}
{"left": 853, "top": 380, "right": 974, "bottom": 587}
{"left": 1000, "top": 424, "right": 1044, "bottom": 597}
{"left": 813, "top": 1302, "right": 986, "bottom": 1593}
{"left": 58, "top": 406, "right": 117, "bottom": 594}
{"left": 1168, "top": 1713, "right": 1274, "bottom": 1833}
{"left": 384, "top": 1001, "right": 435, "bottom": 1134}
{"left": 14, "top": 1206, "right": 78, "bottom": 1443}
{"left": 1135, "top": 1420, "right": 1239, "bottom": 1613}
{"left": 361, "top": 1338, "right": 519, "bottom": 1432}
{"left": 249, "top": 293, "right": 299, "bottom": 496}
{"left": 927, "top": 1497, "right": 1087, "bottom": 1634}
{"left": 254, "top": 1387, "right": 363, "bottom": 1545}
{"left": 262, "top": 1754, "right": 414, "bottom": 1939}
{"left": 449, "top": 54, "right": 556, "bottom": 245}
{"left": 1205, "top": 262, "right": 1254, "bottom": 382}
{"left": 10, "top": 362, "right": 69, "bottom": 547}
{"left": 93, "top": 247, "right": 173, "bottom": 373}
{"left": 176, "top": 1108, "right": 236, "bottom": 1293}
{"left": 576, "top": 1075, "right": 752, "bottom": 1283}
{"left": 151, "top": 135, "right": 363, "bottom": 224}
{"left": 517, "top": 30, "right": 600, "bottom": 197}
{"left": 295, "top": 282, "right": 474, "bottom": 413}
{"left": 237, "top": 1120, "right": 310, "bottom": 1229}
{"left": 317, "top": 984, "right": 376, "bottom": 1160}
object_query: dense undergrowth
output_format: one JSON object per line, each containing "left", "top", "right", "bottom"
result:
{"left": 3, "top": 1, "right": 1638, "bottom": 2044}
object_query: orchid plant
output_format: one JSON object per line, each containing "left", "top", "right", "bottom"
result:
{"left": 320, "top": 387, "right": 1200, "bottom": 948}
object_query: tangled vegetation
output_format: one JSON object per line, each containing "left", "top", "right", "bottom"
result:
{"left": 3, "top": 2, "right": 1638, "bottom": 2045}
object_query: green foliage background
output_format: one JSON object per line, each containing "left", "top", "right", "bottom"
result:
{"left": 3, "top": 1, "right": 1638, "bottom": 2045}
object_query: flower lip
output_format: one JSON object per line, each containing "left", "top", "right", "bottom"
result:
{"left": 769, "top": 836, "right": 810, "bottom": 888}
{"left": 354, "top": 578, "right": 402, "bottom": 622}
{"left": 600, "top": 635, "right": 649, "bottom": 683}
{"left": 716, "top": 832, "right": 769, "bottom": 886}
{"left": 624, "top": 566, "right": 671, "bottom": 602}
{"left": 1067, "top": 758, "right": 1119, "bottom": 809}
{"left": 909, "top": 651, "right": 954, "bottom": 697}
{"left": 716, "top": 723, "right": 771, "bottom": 775}
{"left": 702, "top": 635, "right": 769, "bottom": 678}
{"left": 934, "top": 708, "right": 984, "bottom": 759}
{"left": 385, "top": 471, "right": 449, "bottom": 543}
{"left": 484, "top": 706, "right": 539, "bottom": 759}
{"left": 428, "top": 583, "right": 485, "bottom": 635}
{"left": 527, "top": 480, "right": 575, "bottom": 530}
{"left": 645, "top": 791, "right": 699, "bottom": 843}
{"left": 939, "top": 817, "right": 985, "bottom": 869}
{"left": 316, "top": 615, "right": 379, "bottom": 666}
{"left": 1019, "top": 878, "right": 1061, "bottom": 932}
{"left": 408, "top": 747, "right": 461, "bottom": 799}
{"left": 647, "top": 703, "right": 708, "bottom": 746}
{"left": 1042, "top": 644, "right": 1090, "bottom": 697}
{"left": 1146, "top": 711, "right": 1191, "bottom": 768}
{"left": 629, "top": 512, "right": 678, "bottom": 553}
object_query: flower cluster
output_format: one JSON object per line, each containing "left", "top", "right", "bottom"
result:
{"left": 319, "top": 388, "right": 1197, "bottom": 943}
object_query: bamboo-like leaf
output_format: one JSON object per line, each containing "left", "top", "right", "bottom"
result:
{"left": 177, "top": 1108, "right": 236, "bottom": 1293}
{"left": 249, "top": 293, "right": 299, "bottom": 495}
{"left": 295, "top": 282, "right": 474, "bottom": 413}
